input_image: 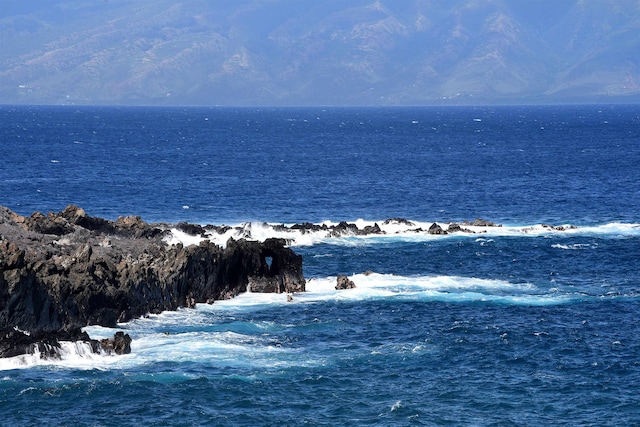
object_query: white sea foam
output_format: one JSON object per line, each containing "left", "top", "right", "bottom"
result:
{"left": 162, "top": 220, "right": 640, "bottom": 249}
{"left": 0, "top": 341, "right": 125, "bottom": 371}
{"left": 206, "top": 272, "right": 562, "bottom": 309}
{"left": 551, "top": 243, "right": 598, "bottom": 250}
{"left": 163, "top": 228, "right": 209, "bottom": 247}
{"left": 1, "top": 271, "right": 576, "bottom": 371}
{"left": 104, "top": 326, "right": 308, "bottom": 371}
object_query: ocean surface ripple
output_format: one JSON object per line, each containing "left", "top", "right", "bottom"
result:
{"left": 1, "top": 104, "right": 639, "bottom": 425}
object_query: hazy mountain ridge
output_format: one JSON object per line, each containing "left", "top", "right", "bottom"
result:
{"left": 1, "top": 0, "right": 638, "bottom": 105}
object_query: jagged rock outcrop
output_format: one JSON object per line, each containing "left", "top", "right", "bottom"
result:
{"left": 446, "top": 223, "right": 472, "bottom": 233}
{"left": 463, "top": 218, "right": 500, "bottom": 227}
{"left": 428, "top": 223, "right": 447, "bottom": 235}
{"left": 100, "top": 331, "right": 132, "bottom": 355}
{"left": 383, "top": 218, "right": 415, "bottom": 226}
{"left": 267, "top": 217, "right": 501, "bottom": 238}
{"left": 542, "top": 224, "right": 576, "bottom": 231}
{"left": 0, "top": 327, "right": 130, "bottom": 358}
{"left": 0, "top": 205, "right": 305, "bottom": 358}
{"left": 335, "top": 275, "right": 356, "bottom": 290}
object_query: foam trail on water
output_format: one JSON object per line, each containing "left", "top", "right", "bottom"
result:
{"left": 207, "top": 272, "right": 574, "bottom": 309}
{"left": 0, "top": 271, "right": 595, "bottom": 372}
{"left": 1, "top": 269, "right": 624, "bottom": 372}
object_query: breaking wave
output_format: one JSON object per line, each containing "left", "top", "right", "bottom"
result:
{"left": 0, "top": 270, "right": 597, "bottom": 372}
{"left": 163, "top": 219, "right": 640, "bottom": 248}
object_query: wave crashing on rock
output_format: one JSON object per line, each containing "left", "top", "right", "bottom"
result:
{"left": 0, "top": 205, "right": 305, "bottom": 359}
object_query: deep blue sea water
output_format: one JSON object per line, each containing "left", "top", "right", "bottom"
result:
{"left": 1, "top": 104, "right": 639, "bottom": 425}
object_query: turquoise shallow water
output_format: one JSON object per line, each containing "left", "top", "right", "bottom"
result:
{"left": 1, "top": 105, "right": 639, "bottom": 425}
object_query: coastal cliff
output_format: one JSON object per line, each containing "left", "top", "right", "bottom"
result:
{"left": 0, "top": 206, "right": 305, "bottom": 358}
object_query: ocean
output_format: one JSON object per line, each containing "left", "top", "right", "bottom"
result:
{"left": 0, "top": 104, "right": 639, "bottom": 425}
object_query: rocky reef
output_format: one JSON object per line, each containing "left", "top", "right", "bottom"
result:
{"left": 268, "top": 217, "right": 500, "bottom": 237}
{"left": 0, "top": 206, "right": 305, "bottom": 359}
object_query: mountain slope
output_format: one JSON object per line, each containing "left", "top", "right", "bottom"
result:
{"left": 0, "top": 0, "right": 638, "bottom": 105}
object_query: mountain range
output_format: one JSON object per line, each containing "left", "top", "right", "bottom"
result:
{"left": 1, "top": 0, "right": 638, "bottom": 106}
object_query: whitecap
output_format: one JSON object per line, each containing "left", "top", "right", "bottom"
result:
{"left": 204, "top": 273, "right": 571, "bottom": 308}
{"left": 82, "top": 305, "right": 316, "bottom": 371}
{"left": 1, "top": 271, "right": 578, "bottom": 372}
{"left": 163, "top": 228, "right": 210, "bottom": 247}
{"left": 0, "top": 341, "right": 126, "bottom": 371}
{"left": 182, "top": 218, "right": 640, "bottom": 247}
{"left": 162, "top": 219, "right": 640, "bottom": 250}
{"left": 551, "top": 243, "right": 597, "bottom": 250}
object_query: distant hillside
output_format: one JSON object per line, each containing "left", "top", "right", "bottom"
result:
{"left": 1, "top": 0, "right": 638, "bottom": 105}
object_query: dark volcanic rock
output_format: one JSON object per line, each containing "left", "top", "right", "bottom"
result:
{"left": 286, "top": 221, "right": 382, "bottom": 236}
{"left": 0, "top": 327, "right": 131, "bottom": 358}
{"left": 335, "top": 274, "right": 356, "bottom": 290}
{"left": 328, "top": 221, "right": 383, "bottom": 237}
{"left": 383, "top": 218, "right": 415, "bottom": 226}
{"left": 0, "top": 206, "right": 305, "bottom": 358}
{"left": 542, "top": 224, "right": 576, "bottom": 231}
{"left": 330, "top": 221, "right": 360, "bottom": 237}
{"left": 361, "top": 223, "right": 383, "bottom": 235}
{"left": 0, "top": 328, "right": 71, "bottom": 359}
{"left": 290, "top": 222, "right": 328, "bottom": 234}
{"left": 100, "top": 331, "right": 132, "bottom": 355}
{"left": 428, "top": 223, "right": 447, "bottom": 235}
{"left": 447, "top": 223, "right": 473, "bottom": 233}
{"left": 204, "top": 224, "right": 232, "bottom": 234}
{"left": 175, "top": 222, "right": 207, "bottom": 237}
{"left": 268, "top": 217, "right": 489, "bottom": 238}
{"left": 447, "top": 223, "right": 463, "bottom": 233}
{"left": 463, "top": 218, "right": 501, "bottom": 227}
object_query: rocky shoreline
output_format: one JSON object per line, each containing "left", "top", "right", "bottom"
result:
{"left": 1, "top": 205, "right": 569, "bottom": 360}
{"left": 170, "top": 217, "right": 506, "bottom": 248}
{"left": 0, "top": 206, "right": 305, "bottom": 359}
